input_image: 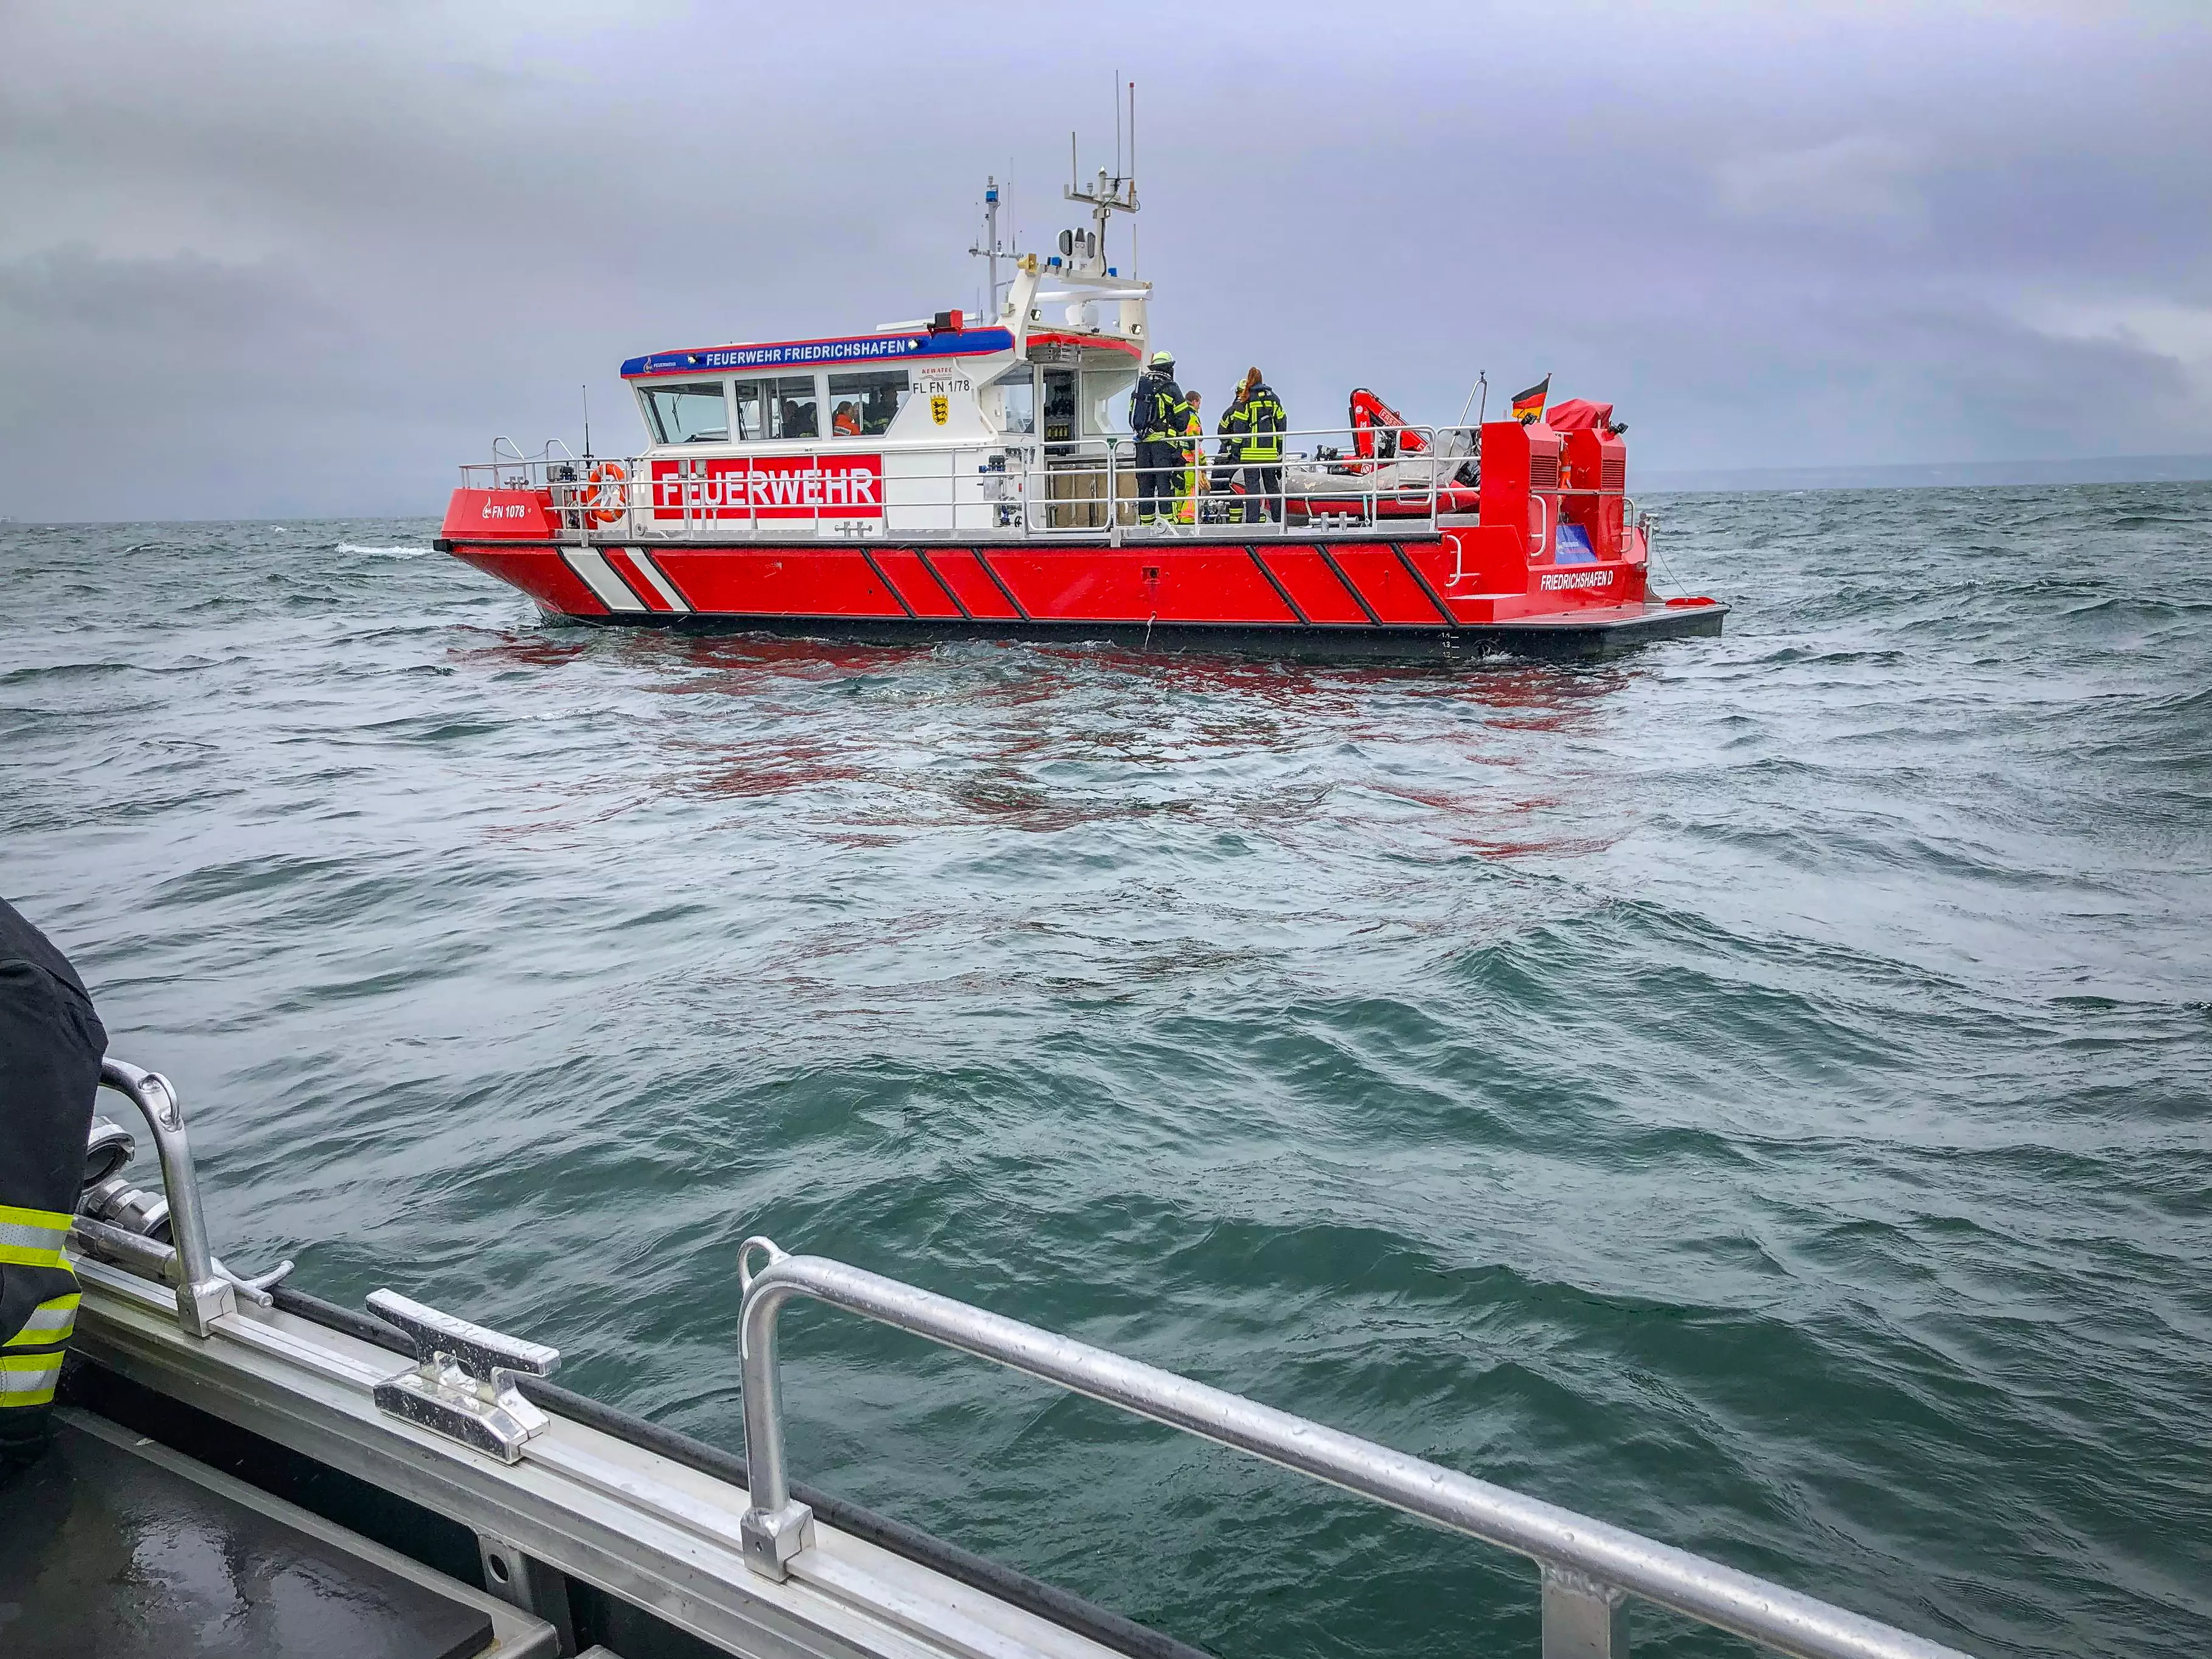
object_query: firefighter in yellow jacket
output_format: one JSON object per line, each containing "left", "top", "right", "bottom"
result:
{"left": 1, "top": 896, "right": 106, "bottom": 1479}
{"left": 1176, "top": 390, "right": 1205, "bottom": 525}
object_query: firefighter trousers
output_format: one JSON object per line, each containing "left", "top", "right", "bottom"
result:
{"left": 1238, "top": 465, "right": 1283, "bottom": 524}
{"left": 1136, "top": 439, "right": 1183, "bottom": 522}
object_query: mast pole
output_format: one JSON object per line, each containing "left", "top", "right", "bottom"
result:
{"left": 1129, "top": 80, "right": 1138, "bottom": 277}
{"left": 971, "top": 175, "right": 1008, "bottom": 316}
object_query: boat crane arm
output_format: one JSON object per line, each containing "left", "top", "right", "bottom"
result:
{"left": 1348, "top": 387, "right": 1431, "bottom": 461}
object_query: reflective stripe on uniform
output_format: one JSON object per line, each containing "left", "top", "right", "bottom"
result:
{"left": 1243, "top": 395, "right": 1286, "bottom": 460}
{"left": 0, "top": 1204, "right": 73, "bottom": 1269}
{"left": 0, "top": 1351, "right": 63, "bottom": 1407}
{"left": 5, "top": 1291, "right": 80, "bottom": 1348}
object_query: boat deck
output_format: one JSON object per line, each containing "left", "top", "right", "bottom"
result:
{"left": 4, "top": 1410, "right": 558, "bottom": 1659}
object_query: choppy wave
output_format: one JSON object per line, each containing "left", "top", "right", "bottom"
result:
{"left": 2, "top": 482, "right": 2209, "bottom": 1659}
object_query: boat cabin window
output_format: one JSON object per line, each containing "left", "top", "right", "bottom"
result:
{"left": 827, "top": 370, "right": 909, "bottom": 437}
{"left": 769, "top": 375, "right": 819, "bottom": 440}
{"left": 1083, "top": 369, "right": 1136, "bottom": 437}
{"left": 643, "top": 381, "right": 730, "bottom": 445}
{"left": 732, "top": 378, "right": 771, "bottom": 442}
{"left": 991, "top": 368, "right": 1036, "bottom": 436}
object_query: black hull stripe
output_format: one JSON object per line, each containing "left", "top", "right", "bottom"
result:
{"left": 1311, "top": 544, "right": 1385, "bottom": 626}
{"left": 859, "top": 547, "right": 917, "bottom": 619}
{"left": 1390, "top": 541, "right": 1457, "bottom": 627}
{"left": 1244, "top": 544, "right": 1310, "bottom": 625}
{"left": 968, "top": 547, "right": 1032, "bottom": 621}
{"left": 914, "top": 549, "right": 974, "bottom": 621}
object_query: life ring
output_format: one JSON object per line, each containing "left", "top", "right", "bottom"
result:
{"left": 581, "top": 460, "right": 628, "bottom": 527}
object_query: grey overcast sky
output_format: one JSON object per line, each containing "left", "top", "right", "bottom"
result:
{"left": 3, "top": 1, "right": 2208, "bottom": 519}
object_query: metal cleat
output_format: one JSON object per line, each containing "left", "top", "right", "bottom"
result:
{"left": 367, "top": 1289, "right": 561, "bottom": 1464}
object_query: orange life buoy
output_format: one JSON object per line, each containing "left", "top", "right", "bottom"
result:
{"left": 581, "top": 460, "right": 628, "bottom": 527}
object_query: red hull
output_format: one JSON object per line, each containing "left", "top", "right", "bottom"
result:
{"left": 441, "top": 527, "right": 1721, "bottom": 662}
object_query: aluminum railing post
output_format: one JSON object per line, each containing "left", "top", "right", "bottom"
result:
{"left": 1423, "top": 426, "right": 1438, "bottom": 532}
{"left": 737, "top": 1242, "right": 814, "bottom": 1580}
{"left": 98, "top": 1059, "right": 234, "bottom": 1336}
{"left": 1544, "top": 1567, "right": 1631, "bottom": 1659}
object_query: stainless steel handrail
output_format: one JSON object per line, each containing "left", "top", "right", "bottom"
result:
{"left": 97, "top": 1059, "right": 234, "bottom": 1335}
{"left": 88, "top": 1059, "right": 293, "bottom": 1328}
{"left": 735, "top": 1239, "right": 1973, "bottom": 1659}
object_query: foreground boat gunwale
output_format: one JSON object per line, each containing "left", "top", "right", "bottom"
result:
{"left": 68, "top": 1058, "right": 1972, "bottom": 1659}
{"left": 265, "top": 1279, "right": 1210, "bottom": 1659}
{"left": 69, "top": 1253, "right": 1152, "bottom": 1659}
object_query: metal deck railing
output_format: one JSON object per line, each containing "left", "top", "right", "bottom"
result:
{"left": 459, "top": 425, "right": 1487, "bottom": 542}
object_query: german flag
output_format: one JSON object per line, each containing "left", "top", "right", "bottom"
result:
{"left": 1510, "top": 375, "right": 1550, "bottom": 424}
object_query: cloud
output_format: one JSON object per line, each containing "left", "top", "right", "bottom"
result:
{"left": 1714, "top": 136, "right": 1925, "bottom": 227}
{"left": 0, "top": 243, "right": 344, "bottom": 359}
{"left": 1, "top": 1, "right": 2210, "bottom": 516}
{"left": 2013, "top": 297, "right": 2212, "bottom": 398}
{"left": 0, "top": 245, "right": 429, "bottom": 519}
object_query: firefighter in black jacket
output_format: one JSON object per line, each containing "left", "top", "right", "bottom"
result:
{"left": 0, "top": 897, "right": 106, "bottom": 1478}
{"left": 1215, "top": 387, "right": 1247, "bottom": 520}
{"left": 1130, "top": 351, "right": 1190, "bottom": 525}
{"left": 1219, "top": 367, "right": 1288, "bottom": 524}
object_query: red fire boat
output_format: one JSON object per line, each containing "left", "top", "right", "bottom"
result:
{"left": 439, "top": 167, "right": 1725, "bottom": 661}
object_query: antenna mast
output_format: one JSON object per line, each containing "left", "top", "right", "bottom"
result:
{"left": 1063, "top": 81, "right": 1139, "bottom": 275}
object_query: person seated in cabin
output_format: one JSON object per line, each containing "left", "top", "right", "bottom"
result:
{"left": 0, "top": 896, "right": 108, "bottom": 1481}
{"left": 832, "top": 401, "right": 861, "bottom": 438}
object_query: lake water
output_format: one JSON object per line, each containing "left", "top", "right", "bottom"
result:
{"left": 3, "top": 483, "right": 2207, "bottom": 1657}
